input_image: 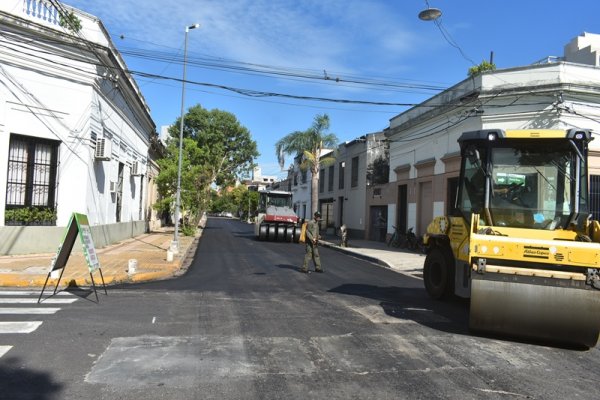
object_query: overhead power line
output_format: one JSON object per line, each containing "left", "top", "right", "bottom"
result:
{"left": 0, "top": 26, "right": 584, "bottom": 114}
{"left": 118, "top": 46, "right": 448, "bottom": 94}
{"left": 0, "top": 32, "right": 562, "bottom": 111}
{"left": 130, "top": 69, "right": 560, "bottom": 110}
{"left": 129, "top": 70, "right": 436, "bottom": 107}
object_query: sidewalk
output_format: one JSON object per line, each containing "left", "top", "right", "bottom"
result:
{"left": 319, "top": 235, "right": 426, "bottom": 277}
{"left": 0, "top": 224, "right": 425, "bottom": 289}
{"left": 0, "top": 227, "right": 199, "bottom": 288}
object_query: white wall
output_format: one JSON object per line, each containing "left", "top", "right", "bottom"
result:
{"left": 0, "top": 1, "right": 155, "bottom": 254}
{"left": 291, "top": 173, "right": 311, "bottom": 220}
{"left": 0, "top": 50, "right": 94, "bottom": 225}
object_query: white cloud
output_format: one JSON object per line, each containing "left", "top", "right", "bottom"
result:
{"left": 69, "top": 0, "right": 423, "bottom": 75}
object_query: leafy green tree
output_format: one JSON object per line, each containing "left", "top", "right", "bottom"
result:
{"left": 210, "top": 195, "right": 236, "bottom": 214}
{"left": 228, "top": 185, "right": 247, "bottom": 209}
{"left": 155, "top": 137, "right": 209, "bottom": 228}
{"left": 242, "top": 189, "right": 259, "bottom": 221}
{"left": 228, "top": 186, "right": 260, "bottom": 220}
{"left": 155, "top": 105, "right": 259, "bottom": 231}
{"left": 210, "top": 185, "right": 259, "bottom": 218}
{"left": 275, "top": 114, "right": 338, "bottom": 215}
{"left": 367, "top": 155, "right": 390, "bottom": 186}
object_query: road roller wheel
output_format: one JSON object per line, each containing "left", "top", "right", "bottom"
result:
{"left": 285, "top": 226, "right": 294, "bottom": 242}
{"left": 423, "top": 248, "right": 454, "bottom": 300}
{"left": 258, "top": 224, "right": 268, "bottom": 241}
{"left": 268, "top": 225, "right": 277, "bottom": 241}
{"left": 293, "top": 226, "right": 301, "bottom": 243}
{"left": 277, "top": 225, "right": 286, "bottom": 241}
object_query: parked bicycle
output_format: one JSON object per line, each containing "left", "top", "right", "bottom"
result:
{"left": 387, "top": 225, "right": 401, "bottom": 247}
{"left": 387, "top": 226, "right": 426, "bottom": 253}
{"left": 405, "top": 227, "right": 417, "bottom": 250}
{"left": 415, "top": 235, "right": 427, "bottom": 254}
{"left": 405, "top": 227, "right": 427, "bottom": 254}
{"left": 387, "top": 225, "right": 408, "bottom": 248}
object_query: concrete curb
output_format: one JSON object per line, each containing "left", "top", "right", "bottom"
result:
{"left": 0, "top": 224, "right": 205, "bottom": 289}
{"left": 106, "top": 227, "right": 203, "bottom": 285}
{"left": 320, "top": 241, "right": 394, "bottom": 269}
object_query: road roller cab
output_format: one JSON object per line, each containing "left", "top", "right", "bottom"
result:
{"left": 254, "top": 189, "right": 301, "bottom": 242}
{"left": 423, "top": 128, "right": 600, "bottom": 347}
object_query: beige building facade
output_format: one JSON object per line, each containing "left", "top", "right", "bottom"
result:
{"left": 382, "top": 36, "right": 600, "bottom": 239}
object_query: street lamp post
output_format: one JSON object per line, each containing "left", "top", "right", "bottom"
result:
{"left": 172, "top": 23, "right": 199, "bottom": 254}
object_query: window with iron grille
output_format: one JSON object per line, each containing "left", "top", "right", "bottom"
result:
{"left": 5, "top": 135, "right": 59, "bottom": 223}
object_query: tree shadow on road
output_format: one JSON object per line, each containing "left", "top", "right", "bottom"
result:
{"left": 0, "top": 356, "right": 63, "bottom": 399}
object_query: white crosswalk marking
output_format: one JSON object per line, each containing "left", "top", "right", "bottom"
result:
{"left": 0, "top": 290, "right": 78, "bottom": 359}
{"left": 0, "top": 321, "right": 43, "bottom": 333}
{"left": 0, "top": 298, "right": 77, "bottom": 304}
{"left": 0, "top": 345, "right": 12, "bottom": 358}
{"left": 0, "top": 290, "right": 74, "bottom": 296}
{"left": 0, "top": 307, "right": 61, "bottom": 314}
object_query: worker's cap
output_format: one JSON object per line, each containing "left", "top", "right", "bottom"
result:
{"left": 314, "top": 211, "right": 321, "bottom": 218}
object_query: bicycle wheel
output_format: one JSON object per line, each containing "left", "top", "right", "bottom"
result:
{"left": 387, "top": 233, "right": 396, "bottom": 247}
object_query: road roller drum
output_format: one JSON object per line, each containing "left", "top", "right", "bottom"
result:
{"left": 470, "top": 274, "right": 600, "bottom": 347}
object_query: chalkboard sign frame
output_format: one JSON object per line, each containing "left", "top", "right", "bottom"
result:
{"left": 39, "top": 213, "right": 107, "bottom": 303}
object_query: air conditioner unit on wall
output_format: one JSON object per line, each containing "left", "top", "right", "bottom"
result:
{"left": 131, "top": 161, "right": 142, "bottom": 176}
{"left": 94, "top": 138, "right": 112, "bottom": 160}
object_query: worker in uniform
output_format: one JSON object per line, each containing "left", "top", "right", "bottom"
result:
{"left": 300, "top": 211, "right": 323, "bottom": 273}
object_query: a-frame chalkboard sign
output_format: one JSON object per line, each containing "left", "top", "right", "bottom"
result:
{"left": 38, "top": 213, "right": 107, "bottom": 303}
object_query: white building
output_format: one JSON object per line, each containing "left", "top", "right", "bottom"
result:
{"left": 0, "top": 1, "right": 158, "bottom": 254}
{"left": 381, "top": 33, "right": 600, "bottom": 239}
{"left": 290, "top": 154, "right": 311, "bottom": 221}
{"left": 252, "top": 166, "right": 277, "bottom": 186}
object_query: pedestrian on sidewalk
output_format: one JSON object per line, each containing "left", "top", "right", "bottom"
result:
{"left": 340, "top": 223, "right": 348, "bottom": 247}
{"left": 300, "top": 211, "right": 323, "bottom": 273}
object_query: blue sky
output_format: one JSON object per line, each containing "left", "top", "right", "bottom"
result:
{"left": 67, "top": 0, "right": 600, "bottom": 179}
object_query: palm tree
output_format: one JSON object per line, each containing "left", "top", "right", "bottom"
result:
{"left": 275, "top": 114, "right": 338, "bottom": 216}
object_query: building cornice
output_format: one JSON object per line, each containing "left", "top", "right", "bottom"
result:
{"left": 387, "top": 63, "right": 600, "bottom": 137}
{"left": 414, "top": 157, "right": 436, "bottom": 169}
{"left": 393, "top": 163, "right": 411, "bottom": 174}
{"left": 441, "top": 151, "right": 461, "bottom": 164}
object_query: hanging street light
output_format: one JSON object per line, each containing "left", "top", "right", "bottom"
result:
{"left": 418, "top": 1, "right": 442, "bottom": 21}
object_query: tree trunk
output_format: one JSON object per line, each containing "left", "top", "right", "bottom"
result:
{"left": 311, "top": 163, "right": 319, "bottom": 216}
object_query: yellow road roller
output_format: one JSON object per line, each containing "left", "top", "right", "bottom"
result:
{"left": 424, "top": 128, "right": 600, "bottom": 347}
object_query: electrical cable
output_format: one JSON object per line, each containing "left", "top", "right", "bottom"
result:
{"left": 433, "top": 18, "right": 477, "bottom": 66}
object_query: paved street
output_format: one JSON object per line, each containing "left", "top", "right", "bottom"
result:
{"left": 0, "top": 217, "right": 599, "bottom": 399}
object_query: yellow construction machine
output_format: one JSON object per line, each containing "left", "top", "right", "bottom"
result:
{"left": 423, "top": 128, "right": 600, "bottom": 347}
